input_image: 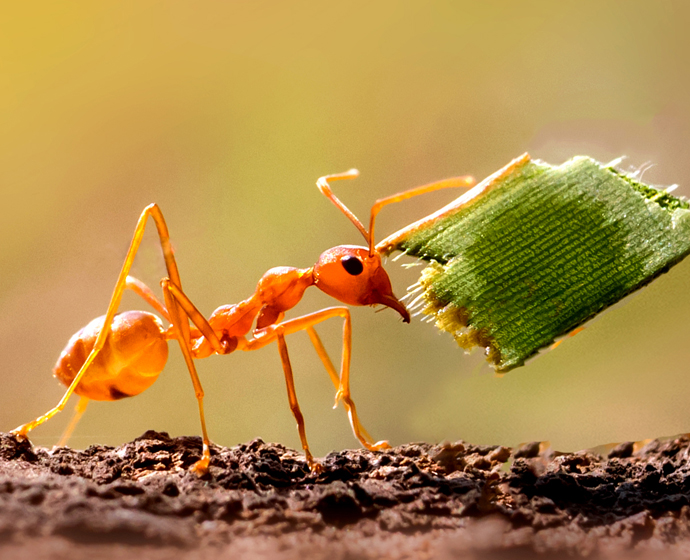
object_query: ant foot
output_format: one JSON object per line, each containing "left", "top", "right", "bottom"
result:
{"left": 304, "top": 449, "right": 323, "bottom": 473}
{"left": 365, "top": 440, "right": 391, "bottom": 452}
{"left": 191, "top": 457, "right": 210, "bottom": 477}
{"left": 9, "top": 426, "right": 30, "bottom": 441}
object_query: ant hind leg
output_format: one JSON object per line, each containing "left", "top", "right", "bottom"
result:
{"left": 11, "top": 204, "right": 197, "bottom": 458}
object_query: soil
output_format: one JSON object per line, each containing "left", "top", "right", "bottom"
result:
{"left": 3, "top": 431, "right": 690, "bottom": 559}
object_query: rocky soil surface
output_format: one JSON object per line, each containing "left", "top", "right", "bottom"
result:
{"left": 3, "top": 431, "right": 690, "bottom": 559}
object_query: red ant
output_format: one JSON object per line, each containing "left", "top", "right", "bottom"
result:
{"left": 11, "top": 169, "right": 474, "bottom": 474}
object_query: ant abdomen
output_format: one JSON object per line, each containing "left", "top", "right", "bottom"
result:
{"left": 53, "top": 311, "right": 168, "bottom": 401}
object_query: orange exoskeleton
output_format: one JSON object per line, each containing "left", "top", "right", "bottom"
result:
{"left": 11, "top": 169, "right": 474, "bottom": 474}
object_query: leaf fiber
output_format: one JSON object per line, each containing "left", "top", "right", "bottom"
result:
{"left": 379, "top": 154, "right": 690, "bottom": 371}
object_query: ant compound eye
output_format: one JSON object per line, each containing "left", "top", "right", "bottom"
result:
{"left": 341, "top": 255, "right": 364, "bottom": 276}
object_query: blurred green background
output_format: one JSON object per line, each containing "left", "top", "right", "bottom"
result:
{"left": 2, "top": 1, "right": 690, "bottom": 457}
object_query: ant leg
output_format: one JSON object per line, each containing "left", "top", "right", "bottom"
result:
{"left": 161, "top": 279, "right": 213, "bottom": 475}
{"left": 158, "top": 277, "right": 243, "bottom": 474}
{"left": 160, "top": 275, "right": 252, "bottom": 474}
{"left": 11, "top": 204, "right": 181, "bottom": 439}
{"left": 247, "top": 307, "right": 390, "bottom": 452}
{"left": 125, "top": 276, "right": 170, "bottom": 321}
{"left": 275, "top": 330, "right": 321, "bottom": 473}
{"left": 161, "top": 280, "right": 228, "bottom": 355}
{"left": 128, "top": 276, "right": 227, "bottom": 345}
{"left": 305, "top": 326, "right": 376, "bottom": 445}
{"left": 305, "top": 327, "right": 340, "bottom": 389}
{"left": 57, "top": 396, "right": 89, "bottom": 447}
{"left": 328, "top": 310, "right": 390, "bottom": 452}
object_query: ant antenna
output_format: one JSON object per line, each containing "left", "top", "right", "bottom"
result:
{"left": 366, "top": 175, "right": 475, "bottom": 256}
{"left": 316, "top": 170, "right": 370, "bottom": 245}
{"left": 318, "top": 171, "right": 476, "bottom": 256}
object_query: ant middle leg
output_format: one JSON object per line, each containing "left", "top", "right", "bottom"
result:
{"left": 125, "top": 276, "right": 170, "bottom": 321}
{"left": 159, "top": 278, "right": 242, "bottom": 474}
{"left": 160, "top": 279, "right": 225, "bottom": 475}
{"left": 275, "top": 329, "right": 321, "bottom": 472}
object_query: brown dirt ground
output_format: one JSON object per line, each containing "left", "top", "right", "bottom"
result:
{"left": 3, "top": 431, "right": 690, "bottom": 559}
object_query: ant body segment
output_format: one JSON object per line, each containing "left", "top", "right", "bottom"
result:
{"left": 11, "top": 170, "right": 475, "bottom": 474}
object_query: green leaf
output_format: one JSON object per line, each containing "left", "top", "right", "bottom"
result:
{"left": 377, "top": 154, "right": 690, "bottom": 372}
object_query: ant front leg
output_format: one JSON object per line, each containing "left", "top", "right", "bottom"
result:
{"left": 125, "top": 276, "right": 171, "bottom": 322}
{"left": 305, "top": 326, "right": 384, "bottom": 449}
{"left": 248, "top": 307, "right": 390, "bottom": 464}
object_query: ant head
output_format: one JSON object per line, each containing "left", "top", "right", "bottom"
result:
{"left": 314, "top": 168, "right": 473, "bottom": 324}
{"left": 313, "top": 245, "right": 410, "bottom": 322}
{"left": 314, "top": 169, "right": 411, "bottom": 322}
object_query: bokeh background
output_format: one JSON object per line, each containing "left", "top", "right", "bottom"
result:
{"left": 2, "top": 1, "right": 690, "bottom": 457}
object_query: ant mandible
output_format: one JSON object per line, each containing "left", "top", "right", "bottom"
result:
{"left": 11, "top": 169, "right": 475, "bottom": 474}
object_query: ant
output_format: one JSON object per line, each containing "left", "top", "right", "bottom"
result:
{"left": 11, "top": 169, "right": 474, "bottom": 474}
